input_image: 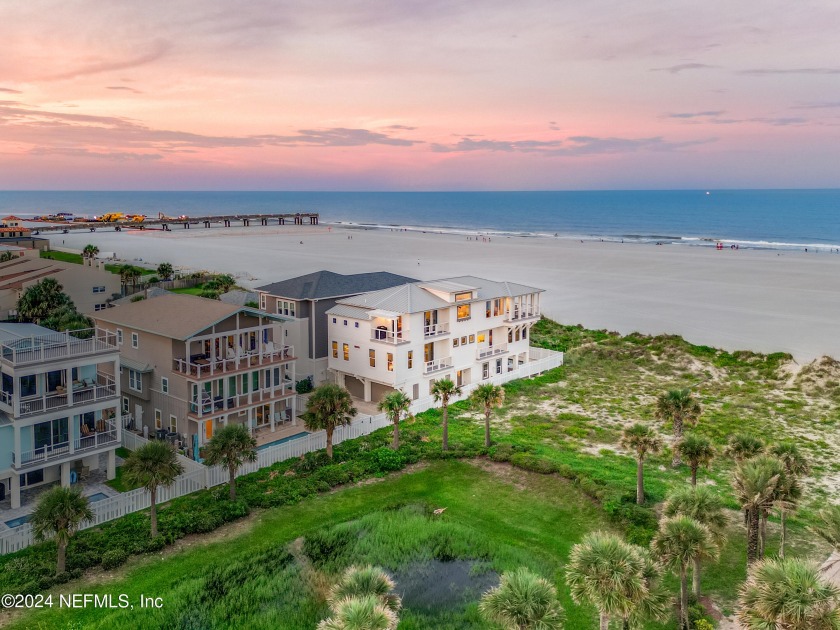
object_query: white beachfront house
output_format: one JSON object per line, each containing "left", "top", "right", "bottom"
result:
{"left": 326, "top": 276, "right": 543, "bottom": 402}
{"left": 0, "top": 324, "right": 121, "bottom": 510}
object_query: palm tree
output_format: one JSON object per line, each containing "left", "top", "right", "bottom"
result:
{"left": 30, "top": 486, "right": 93, "bottom": 574}
{"left": 378, "top": 390, "right": 411, "bottom": 450}
{"left": 479, "top": 567, "right": 566, "bottom": 629}
{"left": 156, "top": 262, "right": 174, "bottom": 281}
{"left": 203, "top": 423, "right": 257, "bottom": 500}
{"left": 771, "top": 443, "right": 810, "bottom": 558}
{"left": 619, "top": 423, "right": 662, "bottom": 505}
{"left": 732, "top": 456, "right": 782, "bottom": 565}
{"left": 302, "top": 384, "right": 356, "bottom": 459}
{"left": 122, "top": 440, "right": 184, "bottom": 537}
{"left": 16, "top": 277, "right": 73, "bottom": 324}
{"left": 663, "top": 486, "right": 728, "bottom": 599}
{"left": 676, "top": 434, "right": 715, "bottom": 487}
{"left": 328, "top": 566, "right": 401, "bottom": 614}
{"left": 82, "top": 244, "right": 99, "bottom": 260}
{"left": 318, "top": 595, "right": 398, "bottom": 630}
{"left": 725, "top": 433, "right": 765, "bottom": 462}
{"left": 470, "top": 383, "right": 505, "bottom": 448}
{"left": 812, "top": 504, "right": 840, "bottom": 551}
{"left": 652, "top": 516, "right": 718, "bottom": 630}
{"left": 737, "top": 557, "right": 840, "bottom": 630}
{"left": 654, "top": 389, "right": 701, "bottom": 466}
{"left": 566, "top": 531, "right": 646, "bottom": 630}
{"left": 431, "top": 377, "right": 461, "bottom": 451}
{"left": 119, "top": 265, "right": 142, "bottom": 294}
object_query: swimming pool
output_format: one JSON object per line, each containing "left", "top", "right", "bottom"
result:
{"left": 257, "top": 432, "right": 309, "bottom": 451}
{"left": 88, "top": 492, "right": 110, "bottom": 503}
{"left": 4, "top": 515, "right": 30, "bottom": 528}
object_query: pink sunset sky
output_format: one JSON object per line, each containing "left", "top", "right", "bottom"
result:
{"left": 1, "top": 0, "right": 839, "bottom": 190}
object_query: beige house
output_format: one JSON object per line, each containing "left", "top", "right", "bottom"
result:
{"left": 93, "top": 294, "right": 298, "bottom": 461}
{"left": 0, "top": 256, "right": 120, "bottom": 320}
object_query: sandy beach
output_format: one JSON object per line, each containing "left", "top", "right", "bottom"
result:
{"left": 45, "top": 224, "right": 840, "bottom": 362}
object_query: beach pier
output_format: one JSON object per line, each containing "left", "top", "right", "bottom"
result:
{"left": 30, "top": 212, "right": 319, "bottom": 235}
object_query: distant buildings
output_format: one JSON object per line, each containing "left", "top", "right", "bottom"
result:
{"left": 92, "top": 294, "right": 297, "bottom": 460}
{"left": 0, "top": 324, "right": 121, "bottom": 509}
{"left": 256, "top": 271, "right": 417, "bottom": 386}
{"left": 326, "top": 276, "right": 543, "bottom": 402}
{"left": 0, "top": 255, "right": 120, "bottom": 320}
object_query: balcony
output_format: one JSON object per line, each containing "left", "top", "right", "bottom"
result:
{"left": 188, "top": 385, "right": 295, "bottom": 419}
{"left": 370, "top": 330, "right": 410, "bottom": 345}
{"left": 1, "top": 376, "right": 118, "bottom": 418}
{"left": 504, "top": 307, "right": 540, "bottom": 323}
{"left": 424, "top": 356, "right": 453, "bottom": 374}
{"left": 0, "top": 328, "right": 117, "bottom": 366}
{"left": 174, "top": 345, "right": 295, "bottom": 379}
{"left": 423, "top": 322, "right": 450, "bottom": 338}
{"left": 12, "top": 421, "right": 118, "bottom": 469}
{"left": 477, "top": 344, "right": 508, "bottom": 360}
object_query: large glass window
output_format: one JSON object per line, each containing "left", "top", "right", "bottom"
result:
{"left": 19, "top": 374, "right": 36, "bottom": 397}
{"left": 455, "top": 291, "right": 472, "bottom": 301}
{"left": 456, "top": 303, "right": 471, "bottom": 321}
{"left": 332, "top": 341, "right": 338, "bottom": 358}
{"left": 343, "top": 343, "right": 350, "bottom": 361}
{"left": 407, "top": 351, "right": 413, "bottom": 369}
{"left": 387, "top": 353, "right": 394, "bottom": 372}
{"left": 369, "top": 349, "right": 375, "bottom": 368}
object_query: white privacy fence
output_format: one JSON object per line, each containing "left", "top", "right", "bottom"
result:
{"left": 0, "top": 348, "right": 563, "bottom": 555}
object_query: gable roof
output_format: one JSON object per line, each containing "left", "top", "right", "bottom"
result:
{"left": 256, "top": 270, "right": 418, "bottom": 301}
{"left": 334, "top": 283, "right": 449, "bottom": 315}
{"left": 93, "top": 293, "right": 286, "bottom": 340}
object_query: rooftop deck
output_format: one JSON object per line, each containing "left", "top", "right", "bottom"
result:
{"left": 0, "top": 329, "right": 117, "bottom": 366}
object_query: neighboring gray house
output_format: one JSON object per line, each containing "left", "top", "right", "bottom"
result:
{"left": 256, "top": 271, "right": 417, "bottom": 385}
{"left": 220, "top": 290, "right": 259, "bottom": 307}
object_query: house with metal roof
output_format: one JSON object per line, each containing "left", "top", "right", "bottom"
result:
{"left": 92, "top": 293, "right": 298, "bottom": 460}
{"left": 326, "top": 276, "right": 543, "bottom": 403}
{"left": 256, "top": 271, "right": 417, "bottom": 386}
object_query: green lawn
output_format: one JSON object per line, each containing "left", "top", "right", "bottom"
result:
{"left": 4, "top": 461, "right": 638, "bottom": 630}
{"left": 169, "top": 284, "right": 206, "bottom": 295}
{"left": 39, "top": 250, "right": 148, "bottom": 275}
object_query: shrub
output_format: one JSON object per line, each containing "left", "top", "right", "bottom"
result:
{"left": 144, "top": 536, "right": 166, "bottom": 553}
{"left": 302, "top": 527, "right": 355, "bottom": 567}
{"left": 368, "top": 447, "right": 406, "bottom": 473}
{"left": 295, "top": 378, "right": 314, "bottom": 394}
{"left": 101, "top": 549, "right": 129, "bottom": 570}
{"left": 694, "top": 620, "right": 715, "bottom": 630}
{"left": 510, "top": 453, "right": 558, "bottom": 474}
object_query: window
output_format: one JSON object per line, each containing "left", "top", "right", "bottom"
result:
{"left": 241, "top": 373, "right": 249, "bottom": 394}
{"left": 260, "top": 294, "right": 266, "bottom": 309}
{"left": 93, "top": 285, "right": 106, "bottom": 293}
{"left": 496, "top": 359, "right": 503, "bottom": 374}
{"left": 332, "top": 341, "right": 338, "bottom": 358}
{"left": 455, "top": 291, "right": 472, "bottom": 301}
{"left": 122, "top": 397, "right": 129, "bottom": 414}
{"left": 483, "top": 362, "right": 489, "bottom": 379}
{"left": 515, "top": 327, "right": 521, "bottom": 342}
{"left": 128, "top": 369, "right": 142, "bottom": 392}
{"left": 290, "top": 302, "right": 295, "bottom": 317}
{"left": 477, "top": 333, "right": 486, "bottom": 343}
{"left": 522, "top": 327, "right": 528, "bottom": 339}
{"left": 131, "top": 332, "right": 139, "bottom": 348}
{"left": 155, "top": 409, "right": 162, "bottom": 430}
{"left": 485, "top": 301, "right": 491, "bottom": 317}
{"left": 508, "top": 329, "right": 513, "bottom": 343}
{"left": 354, "top": 322, "right": 359, "bottom": 328}
{"left": 407, "top": 350, "right": 413, "bottom": 369}
{"left": 117, "top": 329, "right": 123, "bottom": 345}
{"left": 456, "top": 303, "right": 471, "bottom": 321}
{"left": 332, "top": 317, "right": 336, "bottom": 323}
{"left": 252, "top": 371, "right": 259, "bottom": 391}
{"left": 169, "top": 415, "right": 177, "bottom": 432}
{"left": 94, "top": 303, "right": 106, "bottom": 311}
{"left": 469, "top": 334, "right": 475, "bottom": 344}
{"left": 161, "top": 377, "right": 169, "bottom": 394}
{"left": 493, "top": 299, "right": 501, "bottom": 316}
{"left": 461, "top": 336, "right": 467, "bottom": 345}
{"left": 343, "top": 343, "right": 349, "bottom": 361}
{"left": 343, "top": 320, "right": 348, "bottom": 326}
{"left": 453, "top": 338, "right": 460, "bottom": 348}
{"left": 369, "top": 349, "right": 375, "bottom": 368}
{"left": 387, "top": 353, "right": 393, "bottom": 372}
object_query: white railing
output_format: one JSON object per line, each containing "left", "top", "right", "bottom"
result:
{"left": 73, "top": 427, "right": 118, "bottom": 454}
{"left": 476, "top": 344, "right": 508, "bottom": 360}
{"left": 423, "top": 322, "right": 450, "bottom": 338}
{"left": 0, "top": 347, "right": 563, "bottom": 555}
{"left": 173, "top": 345, "right": 294, "bottom": 379}
{"left": 370, "top": 330, "right": 409, "bottom": 344}
{"left": 424, "top": 356, "right": 453, "bottom": 374}
{"left": 188, "top": 386, "right": 294, "bottom": 419}
{"left": 13, "top": 442, "right": 71, "bottom": 468}
{"left": 14, "top": 378, "right": 117, "bottom": 417}
{"left": 505, "top": 307, "right": 539, "bottom": 322}
{"left": 0, "top": 329, "right": 117, "bottom": 366}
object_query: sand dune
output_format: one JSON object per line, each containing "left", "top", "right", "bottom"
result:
{"left": 47, "top": 224, "right": 840, "bottom": 362}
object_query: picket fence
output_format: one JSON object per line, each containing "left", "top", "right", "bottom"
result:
{"left": 0, "top": 348, "right": 563, "bottom": 555}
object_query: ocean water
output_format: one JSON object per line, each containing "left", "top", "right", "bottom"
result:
{"left": 1, "top": 190, "right": 839, "bottom": 250}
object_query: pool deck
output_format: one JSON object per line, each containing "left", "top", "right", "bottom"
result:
{"left": 0, "top": 453, "right": 122, "bottom": 532}
{"left": 253, "top": 422, "right": 309, "bottom": 449}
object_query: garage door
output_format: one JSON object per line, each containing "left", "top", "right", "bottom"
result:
{"left": 371, "top": 382, "right": 396, "bottom": 404}
{"left": 344, "top": 375, "right": 365, "bottom": 399}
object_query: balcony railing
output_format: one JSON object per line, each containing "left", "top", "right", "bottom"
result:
{"left": 174, "top": 345, "right": 294, "bottom": 379}
{"left": 504, "top": 307, "right": 539, "bottom": 322}
{"left": 0, "top": 328, "right": 117, "bottom": 366}
{"left": 423, "top": 322, "right": 450, "bottom": 338}
{"left": 74, "top": 424, "right": 119, "bottom": 454}
{"left": 13, "top": 442, "right": 70, "bottom": 468}
{"left": 370, "top": 330, "right": 409, "bottom": 345}
{"left": 188, "top": 385, "right": 295, "bottom": 418}
{"left": 477, "top": 344, "right": 509, "bottom": 360}
{"left": 424, "top": 356, "right": 453, "bottom": 374}
{"left": 4, "top": 376, "right": 118, "bottom": 418}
